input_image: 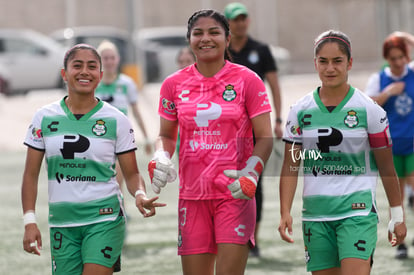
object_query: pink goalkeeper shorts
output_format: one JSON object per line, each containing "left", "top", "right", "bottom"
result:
{"left": 177, "top": 198, "right": 256, "bottom": 255}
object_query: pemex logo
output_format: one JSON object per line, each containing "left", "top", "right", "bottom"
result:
{"left": 193, "top": 102, "right": 222, "bottom": 127}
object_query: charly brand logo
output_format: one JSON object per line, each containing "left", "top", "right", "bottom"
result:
{"left": 234, "top": 224, "right": 246, "bottom": 237}
{"left": 193, "top": 102, "right": 222, "bottom": 127}
{"left": 179, "top": 90, "right": 190, "bottom": 101}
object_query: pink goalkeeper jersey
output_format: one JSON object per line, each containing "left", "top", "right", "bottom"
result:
{"left": 159, "top": 61, "right": 271, "bottom": 200}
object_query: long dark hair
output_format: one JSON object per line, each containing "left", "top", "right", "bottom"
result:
{"left": 186, "top": 9, "right": 232, "bottom": 61}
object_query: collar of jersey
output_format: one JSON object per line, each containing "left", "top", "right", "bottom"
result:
{"left": 60, "top": 96, "right": 104, "bottom": 121}
{"left": 313, "top": 86, "right": 355, "bottom": 113}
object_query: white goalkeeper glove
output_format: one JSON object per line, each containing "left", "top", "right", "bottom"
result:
{"left": 223, "top": 156, "right": 264, "bottom": 200}
{"left": 148, "top": 150, "right": 177, "bottom": 194}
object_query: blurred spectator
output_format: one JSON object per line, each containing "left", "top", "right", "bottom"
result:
{"left": 96, "top": 40, "right": 151, "bottom": 191}
{"left": 365, "top": 31, "right": 414, "bottom": 259}
{"left": 176, "top": 46, "right": 195, "bottom": 69}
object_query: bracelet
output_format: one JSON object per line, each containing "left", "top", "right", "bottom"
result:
{"left": 275, "top": 118, "right": 282, "bottom": 123}
{"left": 23, "top": 211, "right": 36, "bottom": 226}
{"left": 134, "top": 190, "right": 146, "bottom": 198}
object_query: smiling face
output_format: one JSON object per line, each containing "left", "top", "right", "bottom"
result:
{"left": 314, "top": 42, "right": 352, "bottom": 89}
{"left": 61, "top": 48, "right": 102, "bottom": 95}
{"left": 188, "top": 16, "right": 230, "bottom": 63}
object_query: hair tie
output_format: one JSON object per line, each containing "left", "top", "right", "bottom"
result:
{"left": 314, "top": 36, "right": 351, "bottom": 51}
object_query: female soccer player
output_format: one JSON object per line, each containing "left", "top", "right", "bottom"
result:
{"left": 365, "top": 31, "right": 414, "bottom": 259}
{"left": 96, "top": 40, "right": 151, "bottom": 189}
{"left": 148, "top": 9, "right": 273, "bottom": 275}
{"left": 278, "top": 30, "right": 407, "bottom": 275}
{"left": 21, "top": 44, "right": 164, "bottom": 275}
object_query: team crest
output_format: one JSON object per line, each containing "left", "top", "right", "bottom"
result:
{"left": 222, "top": 84, "right": 237, "bottom": 101}
{"left": 92, "top": 120, "right": 107, "bottom": 136}
{"left": 344, "top": 110, "right": 358, "bottom": 128}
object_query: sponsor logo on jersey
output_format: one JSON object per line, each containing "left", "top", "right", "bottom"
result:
{"left": 55, "top": 172, "right": 97, "bottom": 183}
{"left": 261, "top": 99, "right": 270, "bottom": 107}
{"left": 344, "top": 110, "right": 359, "bottom": 128}
{"left": 189, "top": 140, "right": 228, "bottom": 151}
{"left": 92, "top": 120, "right": 107, "bottom": 136}
{"left": 234, "top": 224, "right": 246, "bottom": 237}
{"left": 301, "top": 114, "right": 312, "bottom": 126}
{"left": 60, "top": 135, "right": 90, "bottom": 159}
{"left": 316, "top": 127, "right": 343, "bottom": 153}
{"left": 193, "top": 130, "right": 221, "bottom": 136}
{"left": 222, "top": 85, "right": 236, "bottom": 101}
{"left": 290, "top": 125, "right": 301, "bottom": 135}
{"left": 352, "top": 202, "right": 366, "bottom": 210}
{"left": 310, "top": 165, "right": 364, "bottom": 177}
{"left": 179, "top": 90, "right": 190, "bottom": 101}
{"left": 99, "top": 208, "right": 114, "bottom": 215}
{"left": 30, "top": 126, "right": 42, "bottom": 141}
{"left": 59, "top": 162, "right": 86, "bottom": 168}
{"left": 47, "top": 121, "right": 59, "bottom": 132}
{"left": 194, "top": 102, "right": 222, "bottom": 127}
{"left": 162, "top": 98, "right": 176, "bottom": 115}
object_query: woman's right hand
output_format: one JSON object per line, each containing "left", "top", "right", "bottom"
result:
{"left": 23, "top": 224, "right": 42, "bottom": 256}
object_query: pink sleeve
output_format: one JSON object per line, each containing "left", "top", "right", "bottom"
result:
{"left": 245, "top": 74, "right": 272, "bottom": 118}
{"left": 158, "top": 78, "right": 178, "bottom": 121}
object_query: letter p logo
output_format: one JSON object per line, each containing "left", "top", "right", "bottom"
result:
{"left": 194, "top": 102, "right": 222, "bottom": 127}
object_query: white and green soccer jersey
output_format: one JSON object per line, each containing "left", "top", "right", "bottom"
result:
{"left": 283, "top": 87, "right": 392, "bottom": 221}
{"left": 24, "top": 97, "right": 137, "bottom": 227}
{"left": 95, "top": 73, "right": 138, "bottom": 115}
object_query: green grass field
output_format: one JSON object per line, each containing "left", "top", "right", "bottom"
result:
{"left": 2, "top": 144, "right": 414, "bottom": 274}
